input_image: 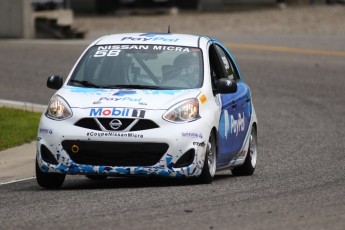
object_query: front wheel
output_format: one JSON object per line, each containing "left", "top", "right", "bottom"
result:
{"left": 36, "top": 160, "right": 65, "bottom": 189}
{"left": 231, "top": 126, "right": 257, "bottom": 176}
{"left": 196, "top": 132, "right": 217, "bottom": 184}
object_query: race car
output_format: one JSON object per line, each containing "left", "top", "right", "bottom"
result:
{"left": 36, "top": 33, "right": 258, "bottom": 188}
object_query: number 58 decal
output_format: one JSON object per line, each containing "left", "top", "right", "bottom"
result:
{"left": 94, "top": 50, "right": 121, "bottom": 57}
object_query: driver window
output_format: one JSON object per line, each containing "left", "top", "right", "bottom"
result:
{"left": 215, "top": 45, "right": 239, "bottom": 82}
{"left": 209, "top": 44, "right": 223, "bottom": 89}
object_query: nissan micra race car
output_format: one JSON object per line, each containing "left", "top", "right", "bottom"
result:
{"left": 36, "top": 33, "right": 258, "bottom": 188}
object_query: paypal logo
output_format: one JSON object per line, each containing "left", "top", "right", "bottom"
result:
{"left": 223, "top": 111, "right": 245, "bottom": 138}
{"left": 230, "top": 113, "right": 245, "bottom": 136}
{"left": 121, "top": 34, "right": 179, "bottom": 42}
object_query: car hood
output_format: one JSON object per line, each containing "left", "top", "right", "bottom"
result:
{"left": 57, "top": 86, "right": 201, "bottom": 110}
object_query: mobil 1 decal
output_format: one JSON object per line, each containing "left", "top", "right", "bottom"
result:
{"left": 89, "top": 107, "right": 145, "bottom": 118}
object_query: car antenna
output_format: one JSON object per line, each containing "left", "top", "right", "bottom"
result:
{"left": 168, "top": 25, "right": 171, "bottom": 34}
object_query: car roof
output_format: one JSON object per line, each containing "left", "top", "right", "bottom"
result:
{"left": 94, "top": 33, "right": 211, "bottom": 47}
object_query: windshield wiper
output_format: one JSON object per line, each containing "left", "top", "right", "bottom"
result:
{"left": 69, "top": 80, "right": 101, "bottom": 88}
{"left": 103, "top": 84, "right": 167, "bottom": 90}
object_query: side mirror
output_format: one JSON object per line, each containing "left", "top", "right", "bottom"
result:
{"left": 47, "top": 75, "right": 63, "bottom": 90}
{"left": 215, "top": 78, "right": 237, "bottom": 94}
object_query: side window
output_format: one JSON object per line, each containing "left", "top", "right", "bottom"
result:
{"left": 209, "top": 44, "right": 223, "bottom": 89}
{"left": 215, "top": 45, "right": 240, "bottom": 82}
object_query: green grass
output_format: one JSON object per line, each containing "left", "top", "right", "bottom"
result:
{"left": 0, "top": 107, "right": 42, "bottom": 151}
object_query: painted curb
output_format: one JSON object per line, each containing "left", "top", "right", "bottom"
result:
{"left": 0, "top": 99, "right": 46, "bottom": 113}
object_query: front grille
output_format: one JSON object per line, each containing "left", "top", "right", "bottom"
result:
{"left": 98, "top": 118, "right": 134, "bottom": 131}
{"left": 131, "top": 119, "right": 159, "bottom": 131}
{"left": 174, "top": 149, "right": 195, "bottom": 168}
{"left": 62, "top": 140, "right": 169, "bottom": 166}
{"left": 75, "top": 118, "right": 101, "bottom": 131}
{"left": 74, "top": 118, "right": 159, "bottom": 131}
{"left": 41, "top": 145, "right": 58, "bottom": 164}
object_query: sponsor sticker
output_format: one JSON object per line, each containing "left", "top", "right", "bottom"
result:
{"left": 230, "top": 112, "right": 245, "bottom": 136}
{"left": 86, "top": 132, "right": 144, "bottom": 139}
{"left": 152, "top": 46, "right": 190, "bottom": 52}
{"left": 93, "top": 45, "right": 151, "bottom": 57}
{"left": 121, "top": 34, "right": 179, "bottom": 42}
{"left": 94, "top": 49, "right": 121, "bottom": 57}
{"left": 39, "top": 128, "right": 53, "bottom": 135}
{"left": 89, "top": 108, "right": 145, "bottom": 118}
{"left": 182, "top": 132, "right": 203, "bottom": 139}
{"left": 193, "top": 142, "right": 206, "bottom": 147}
{"left": 98, "top": 97, "right": 141, "bottom": 102}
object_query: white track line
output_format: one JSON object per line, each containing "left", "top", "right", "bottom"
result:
{"left": 0, "top": 177, "right": 36, "bottom": 186}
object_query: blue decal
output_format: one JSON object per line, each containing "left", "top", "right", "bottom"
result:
{"left": 42, "top": 165, "right": 49, "bottom": 172}
{"left": 83, "top": 165, "right": 94, "bottom": 173}
{"left": 56, "top": 164, "right": 68, "bottom": 172}
{"left": 113, "top": 90, "right": 137, "bottom": 96}
{"left": 65, "top": 86, "right": 108, "bottom": 94}
{"left": 159, "top": 171, "right": 170, "bottom": 177}
{"left": 140, "top": 33, "right": 173, "bottom": 37}
{"left": 69, "top": 164, "right": 80, "bottom": 174}
{"left": 165, "top": 156, "right": 173, "bottom": 166}
{"left": 115, "top": 168, "right": 130, "bottom": 174}
{"left": 175, "top": 172, "right": 183, "bottom": 177}
{"left": 134, "top": 169, "right": 149, "bottom": 175}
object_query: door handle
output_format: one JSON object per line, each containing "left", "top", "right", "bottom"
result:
{"left": 246, "top": 98, "right": 251, "bottom": 103}
{"left": 231, "top": 102, "right": 237, "bottom": 108}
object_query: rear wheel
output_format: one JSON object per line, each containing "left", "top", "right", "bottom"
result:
{"left": 197, "top": 132, "right": 217, "bottom": 184}
{"left": 231, "top": 126, "right": 257, "bottom": 176}
{"left": 36, "top": 160, "right": 65, "bottom": 189}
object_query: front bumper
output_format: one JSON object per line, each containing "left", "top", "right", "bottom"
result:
{"left": 36, "top": 109, "right": 210, "bottom": 178}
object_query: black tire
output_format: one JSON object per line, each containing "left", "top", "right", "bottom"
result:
{"left": 196, "top": 132, "right": 217, "bottom": 184}
{"left": 86, "top": 175, "right": 108, "bottom": 180}
{"left": 231, "top": 126, "right": 257, "bottom": 176}
{"left": 36, "top": 160, "right": 65, "bottom": 189}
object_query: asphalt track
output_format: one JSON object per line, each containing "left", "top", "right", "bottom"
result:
{"left": 0, "top": 38, "right": 345, "bottom": 229}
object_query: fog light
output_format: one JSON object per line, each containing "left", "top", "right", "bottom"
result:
{"left": 71, "top": 145, "right": 79, "bottom": 154}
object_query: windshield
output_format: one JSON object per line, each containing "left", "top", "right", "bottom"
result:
{"left": 68, "top": 44, "right": 203, "bottom": 90}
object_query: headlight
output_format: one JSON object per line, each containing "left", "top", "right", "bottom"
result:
{"left": 163, "top": 99, "right": 200, "bottom": 123}
{"left": 45, "top": 95, "right": 72, "bottom": 120}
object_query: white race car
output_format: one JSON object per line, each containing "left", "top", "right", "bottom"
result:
{"left": 36, "top": 33, "right": 258, "bottom": 188}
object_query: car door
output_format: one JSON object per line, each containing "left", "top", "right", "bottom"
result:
{"left": 211, "top": 43, "right": 251, "bottom": 164}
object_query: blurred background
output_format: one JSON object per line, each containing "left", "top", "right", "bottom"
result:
{"left": 0, "top": 0, "right": 344, "bottom": 39}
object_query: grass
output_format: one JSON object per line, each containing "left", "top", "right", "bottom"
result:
{"left": 0, "top": 107, "right": 42, "bottom": 151}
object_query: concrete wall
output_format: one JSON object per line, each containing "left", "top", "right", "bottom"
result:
{"left": 0, "top": 0, "right": 34, "bottom": 38}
